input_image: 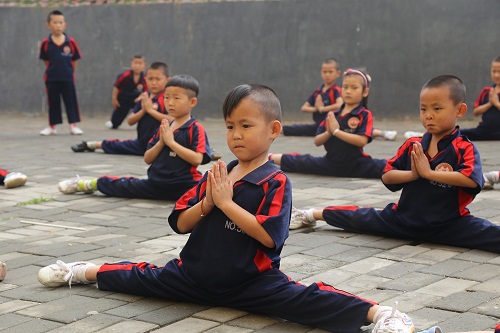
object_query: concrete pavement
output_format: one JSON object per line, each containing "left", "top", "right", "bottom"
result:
{"left": 0, "top": 113, "right": 499, "bottom": 333}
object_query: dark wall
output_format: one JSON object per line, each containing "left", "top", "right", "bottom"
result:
{"left": 1, "top": 0, "right": 498, "bottom": 120}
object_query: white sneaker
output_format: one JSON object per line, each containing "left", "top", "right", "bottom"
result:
{"left": 38, "top": 260, "right": 95, "bottom": 287}
{"left": 40, "top": 127, "right": 57, "bottom": 136}
{"left": 289, "top": 207, "right": 316, "bottom": 230}
{"left": 372, "top": 302, "right": 415, "bottom": 333}
{"left": 383, "top": 130, "right": 398, "bottom": 141}
{"left": 105, "top": 120, "right": 113, "bottom": 129}
{"left": 483, "top": 171, "right": 499, "bottom": 190}
{"left": 70, "top": 126, "right": 83, "bottom": 135}
{"left": 404, "top": 131, "right": 424, "bottom": 139}
{"left": 4, "top": 172, "right": 28, "bottom": 189}
{"left": 0, "top": 261, "right": 6, "bottom": 282}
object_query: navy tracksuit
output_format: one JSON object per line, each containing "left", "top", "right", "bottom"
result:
{"left": 461, "top": 85, "right": 500, "bottom": 140}
{"left": 0, "top": 168, "right": 8, "bottom": 185}
{"left": 109, "top": 70, "right": 147, "bottom": 129}
{"left": 322, "top": 128, "right": 500, "bottom": 253}
{"left": 96, "top": 161, "right": 376, "bottom": 333}
{"left": 281, "top": 104, "right": 386, "bottom": 179}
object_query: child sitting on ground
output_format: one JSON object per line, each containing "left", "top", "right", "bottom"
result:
{"left": 38, "top": 83, "right": 415, "bottom": 333}
{"left": 71, "top": 62, "right": 171, "bottom": 156}
{"left": 270, "top": 68, "right": 388, "bottom": 179}
{"left": 105, "top": 54, "right": 147, "bottom": 129}
{"left": 290, "top": 75, "right": 500, "bottom": 253}
{"left": 58, "top": 75, "right": 212, "bottom": 201}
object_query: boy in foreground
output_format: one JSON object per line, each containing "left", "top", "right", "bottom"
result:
{"left": 290, "top": 75, "right": 500, "bottom": 253}
{"left": 38, "top": 84, "right": 415, "bottom": 333}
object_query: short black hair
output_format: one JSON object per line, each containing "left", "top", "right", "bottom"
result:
{"left": 493, "top": 56, "right": 500, "bottom": 63}
{"left": 222, "top": 84, "right": 281, "bottom": 122}
{"left": 148, "top": 62, "right": 169, "bottom": 78}
{"left": 47, "top": 10, "right": 63, "bottom": 23}
{"left": 422, "top": 75, "right": 466, "bottom": 105}
{"left": 132, "top": 54, "right": 145, "bottom": 61}
{"left": 166, "top": 75, "right": 199, "bottom": 98}
{"left": 323, "top": 58, "right": 340, "bottom": 70}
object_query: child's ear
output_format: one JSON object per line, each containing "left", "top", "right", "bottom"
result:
{"left": 190, "top": 97, "right": 198, "bottom": 108}
{"left": 270, "top": 120, "right": 282, "bottom": 138}
{"left": 363, "top": 87, "right": 370, "bottom": 98}
{"left": 456, "top": 102, "right": 467, "bottom": 118}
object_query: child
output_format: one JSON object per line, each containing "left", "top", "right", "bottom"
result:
{"left": 58, "top": 75, "right": 211, "bottom": 201}
{"left": 38, "top": 84, "right": 415, "bottom": 333}
{"left": 270, "top": 69, "right": 387, "bottom": 179}
{"left": 282, "top": 58, "right": 344, "bottom": 137}
{"left": 460, "top": 56, "right": 500, "bottom": 140}
{"left": 105, "top": 54, "right": 147, "bottom": 129}
{"left": 71, "top": 62, "right": 170, "bottom": 156}
{"left": 290, "top": 75, "right": 500, "bottom": 253}
{"left": 39, "top": 10, "right": 83, "bottom": 136}
{"left": 0, "top": 168, "right": 28, "bottom": 189}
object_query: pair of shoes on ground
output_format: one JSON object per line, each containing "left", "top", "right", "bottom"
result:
{"left": 483, "top": 171, "right": 499, "bottom": 190}
{"left": 71, "top": 141, "right": 95, "bottom": 153}
{"left": 38, "top": 260, "right": 95, "bottom": 287}
{"left": 58, "top": 175, "right": 94, "bottom": 194}
{"left": 40, "top": 126, "right": 83, "bottom": 136}
{"left": 382, "top": 130, "right": 398, "bottom": 141}
{"left": 289, "top": 207, "right": 317, "bottom": 230}
{"left": 4, "top": 172, "right": 28, "bottom": 189}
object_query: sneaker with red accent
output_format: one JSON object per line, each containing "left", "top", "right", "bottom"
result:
{"left": 372, "top": 301, "right": 415, "bottom": 333}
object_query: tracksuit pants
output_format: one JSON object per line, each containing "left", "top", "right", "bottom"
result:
{"left": 45, "top": 81, "right": 80, "bottom": 125}
{"left": 101, "top": 139, "right": 145, "bottom": 156}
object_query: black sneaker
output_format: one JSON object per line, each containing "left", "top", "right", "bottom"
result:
{"left": 210, "top": 148, "right": 222, "bottom": 161}
{"left": 71, "top": 141, "right": 95, "bottom": 153}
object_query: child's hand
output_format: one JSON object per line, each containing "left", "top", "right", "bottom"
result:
{"left": 489, "top": 88, "right": 500, "bottom": 109}
{"left": 135, "top": 92, "right": 147, "bottom": 103}
{"left": 160, "top": 119, "right": 175, "bottom": 146}
{"left": 315, "top": 94, "right": 325, "bottom": 112}
{"left": 142, "top": 94, "right": 154, "bottom": 114}
{"left": 112, "top": 98, "right": 120, "bottom": 109}
{"left": 411, "top": 142, "right": 431, "bottom": 178}
{"left": 326, "top": 111, "right": 340, "bottom": 134}
{"left": 209, "top": 160, "right": 233, "bottom": 209}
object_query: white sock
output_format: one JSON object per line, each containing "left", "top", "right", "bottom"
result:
{"left": 304, "top": 208, "right": 316, "bottom": 222}
{"left": 86, "top": 141, "right": 98, "bottom": 150}
{"left": 73, "top": 263, "right": 95, "bottom": 283}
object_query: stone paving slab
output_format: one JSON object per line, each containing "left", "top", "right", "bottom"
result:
{"left": 0, "top": 115, "right": 499, "bottom": 332}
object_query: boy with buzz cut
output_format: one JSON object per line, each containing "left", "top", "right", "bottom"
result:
{"left": 39, "top": 10, "right": 83, "bottom": 136}
{"left": 71, "top": 62, "right": 171, "bottom": 156}
{"left": 57, "top": 74, "right": 212, "bottom": 200}
{"left": 291, "top": 75, "right": 500, "bottom": 253}
{"left": 39, "top": 84, "right": 415, "bottom": 333}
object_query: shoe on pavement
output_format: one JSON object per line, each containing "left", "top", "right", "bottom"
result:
{"left": 70, "top": 126, "right": 83, "bottom": 135}
{"left": 105, "top": 120, "right": 113, "bottom": 129}
{"left": 38, "top": 260, "right": 95, "bottom": 287}
{"left": 71, "top": 141, "right": 95, "bottom": 153}
{"left": 4, "top": 172, "right": 28, "bottom": 189}
{"left": 383, "top": 130, "right": 398, "bottom": 141}
{"left": 404, "top": 131, "right": 424, "bottom": 139}
{"left": 210, "top": 148, "right": 222, "bottom": 161}
{"left": 0, "top": 261, "right": 6, "bottom": 282}
{"left": 483, "top": 171, "right": 499, "bottom": 190}
{"left": 417, "top": 327, "right": 442, "bottom": 333}
{"left": 40, "top": 127, "right": 57, "bottom": 136}
{"left": 289, "top": 207, "right": 316, "bottom": 230}
{"left": 372, "top": 301, "right": 415, "bottom": 333}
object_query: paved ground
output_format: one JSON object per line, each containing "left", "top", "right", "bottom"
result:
{"left": 0, "top": 113, "right": 499, "bottom": 333}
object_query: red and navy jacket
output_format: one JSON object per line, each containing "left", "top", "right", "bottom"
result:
{"left": 147, "top": 117, "right": 211, "bottom": 187}
{"left": 39, "top": 33, "right": 82, "bottom": 82}
{"left": 168, "top": 160, "right": 292, "bottom": 293}
{"left": 473, "top": 85, "right": 500, "bottom": 130}
{"left": 317, "top": 103, "right": 375, "bottom": 165}
{"left": 383, "top": 127, "right": 483, "bottom": 228}
{"left": 114, "top": 70, "right": 147, "bottom": 102}
{"left": 134, "top": 91, "right": 166, "bottom": 147}
{"left": 306, "top": 84, "right": 342, "bottom": 125}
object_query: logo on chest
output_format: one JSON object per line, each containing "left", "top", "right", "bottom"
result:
{"left": 62, "top": 45, "right": 72, "bottom": 56}
{"left": 137, "top": 84, "right": 144, "bottom": 92}
{"left": 225, "top": 220, "right": 246, "bottom": 234}
{"left": 430, "top": 162, "right": 454, "bottom": 188}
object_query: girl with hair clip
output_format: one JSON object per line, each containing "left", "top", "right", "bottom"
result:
{"left": 270, "top": 68, "right": 388, "bottom": 186}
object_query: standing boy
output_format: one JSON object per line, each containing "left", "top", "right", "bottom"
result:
{"left": 39, "top": 84, "right": 415, "bottom": 333}
{"left": 58, "top": 75, "right": 211, "bottom": 200}
{"left": 290, "top": 75, "right": 500, "bottom": 253}
{"left": 71, "top": 62, "right": 170, "bottom": 156}
{"left": 106, "top": 54, "right": 147, "bottom": 129}
{"left": 39, "top": 10, "right": 83, "bottom": 136}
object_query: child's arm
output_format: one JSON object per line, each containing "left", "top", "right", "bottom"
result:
{"left": 127, "top": 108, "right": 145, "bottom": 125}
{"left": 160, "top": 119, "right": 204, "bottom": 166}
{"left": 314, "top": 112, "right": 368, "bottom": 147}
{"left": 111, "top": 86, "right": 120, "bottom": 109}
{"left": 300, "top": 101, "right": 318, "bottom": 113}
{"left": 315, "top": 94, "right": 343, "bottom": 113}
{"left": 143, "top": 94, "right": 172, "bottom": 122}
{"left": 143, "top": 130, "right": 164, "bottom": 165}
{"left": 411, "top": 141, "right": 477, "bottom": 188}
{"left": 473, "top": 99, "right": 492, "bottom": 115}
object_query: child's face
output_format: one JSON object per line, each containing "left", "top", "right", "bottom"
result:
{"left": 321, "top": 63, "right": 340, "bottom": 86}
{"left": 46, "top": 14, "right": 66, "bottom": 36}
{"left": 164, "top": 86, "right": 197, "bottom": 119}
{"left": 490, "top": 61, "right": 500, "bottom": 86}
{"left": 225, "top": 98, "right": 280, "bottom": 163}
{"left": 146, "top": 69, "right": 168, "bottom": 95}
{"left": 419, "top": 86, "right": 466, "bottom": 137}
{"left": 341, "top": 75, "right": 368, "bottom": 106}
{"left": 130, "top": 58, "right": 146, "bottom": 74}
